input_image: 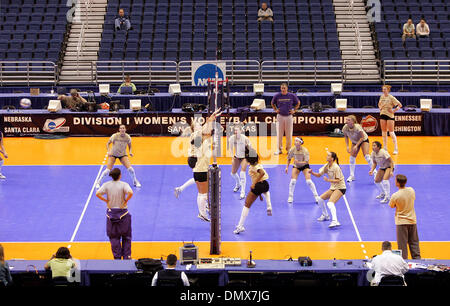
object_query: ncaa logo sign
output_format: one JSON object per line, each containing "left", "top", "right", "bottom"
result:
{"left": 191, "top": 61, "right": 226, "bottom": 86}
{"left": 43, "top": 118, "right": 70, "bottom": 133}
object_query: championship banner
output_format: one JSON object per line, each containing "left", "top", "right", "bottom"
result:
{"left": 191, "top": 61, "right": 227, "bottom": 86}
{"left": 1, "top": 111, "right": 425, "bottom": 137}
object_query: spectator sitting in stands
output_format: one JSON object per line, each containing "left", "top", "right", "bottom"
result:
{"left": 115, "top": 8, "right": 131, "bottom": 31}
{"left": 0, "top": 244, "right": 12, "bottom": 287}
{"left": 258, "top": 2, "right": 273, "bottom": 22}
{"left": 44, "top": 247, "right": 76, "bottom": 282}
{"left": 58, "top": 89, "right": 87, "bottom": 111}
{"left": 370, "top": 241, "right": 408, "bottom": 286}
{"left": 416, "top": 18, "right": 430, "bottom": 39}
{"left": 117, "top": 75, "right": 137, "bottom": 94}
{"left": 152, "top": 254, "right": 190, "bottom": 286}
{"left": 402, "top": 18, "right": 416, "bottom": 42}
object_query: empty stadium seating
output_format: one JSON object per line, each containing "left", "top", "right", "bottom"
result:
{"left": 0, "top": 0, "right": 68, "bottom": 64}
{"left": 97, "top": 0, "right": 341, "bottom": 63}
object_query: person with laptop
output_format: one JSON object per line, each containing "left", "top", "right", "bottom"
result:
{"left": 151, "top": 254, "right": 190, "bottom": 286}
{"left": 117, "top": 75, "right": 136, "bottom": 94}
{"left": 58, "top": 89, "right": 87, "bottom": 111}
{"left": 370, "top": 241, "right": 409, "bottom": 286}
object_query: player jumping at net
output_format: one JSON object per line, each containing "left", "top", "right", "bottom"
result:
{"left": 227, "top": 122, "right": 251, "bottom": 200}
{"left": 174, "top": 117, "right": 202, "bottom": 198}
{"left": 369, "top": 141, "right": 395, "bottom": 203}
{"left": 285, "top": 137, "right": 320, "bottom": 204}
{"left": 233, "top": 148, "right": 273, "bottom": 234}
{"left": 96, "top": 125, "right": 141, "bottom": 189}
{"left": 342, "top": 115, "right": 375, "bottom": 182}
{"left": 191, "top": 109, "right": 222, "bottom": 222}
{"left": 308, "top": 151, "right": 346, "bottom": 228}
{"left": 0, "top": 131, "right": 8, "bottom": 179}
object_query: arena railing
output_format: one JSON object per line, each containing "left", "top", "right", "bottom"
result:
{"left": 93, "top": 60, "right": 179, "bottom": 85}
{"left": 178, "top": 60, "right": 261, "bottom": 85}
{"left": 260, "top": 60, "right": 344, "bottom": 85}
{"left": 0, "top": 61, "right": 57, "bottom": 86}
{"left": 383, "top": 60, "right": 450, "bottom": 85}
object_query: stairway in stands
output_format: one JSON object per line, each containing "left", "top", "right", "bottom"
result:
{"left": 333, "top": 0, "right": 380, "bottom": 83}
{"left": 59, "top": 0, "right": 108, "bottom": 84}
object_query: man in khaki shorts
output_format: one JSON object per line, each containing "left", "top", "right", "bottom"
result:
{"left": 389, "top": 174, "right": 421, "bottom": 259}
{"left": 270, "top": 83, "right": 300, "bottom": 155}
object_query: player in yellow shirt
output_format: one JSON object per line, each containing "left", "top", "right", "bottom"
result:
{"left": 233, "top": 148, "right": 272, "bottom": 234}
{"left": 309, "top": 151, "right": 346, "bottom": 228}
{"left": 378, "top": 85, "right": 402, "bottom": 154}
{"left": 370, "top": 141, "right": 395, "bottom": 203}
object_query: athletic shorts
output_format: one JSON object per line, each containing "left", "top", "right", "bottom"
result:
{"left": 112, "top": 155, "right": 127, "bottom": 159}
{"left": 352, "top": 139, "right": 369, "bottom": 149}
{"left": 233, "top": 156, "right": 245, "bottom": 162}
{"left": 193, "top": 171, "right": 208, "bottom": 182}
{"left": 379, "top": 167, "right": 391, "bottom": 171}
{"left": 331, "top": 188, "right": 346, "bottom": 195}
{"left": 250, "top": 180, "right": 269, "bottom": 196}
{"left": 380, "top": 114, "right": 395, "bottom": 121}
{"left": 294, "top": 163, "right": 310, "bottom": 172}
{"left": 188, "top": 156, "right": 198, "bottom": 169}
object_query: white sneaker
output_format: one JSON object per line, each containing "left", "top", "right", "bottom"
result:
{"left": 274, "top": 150, "right": 282, "bottom": 155}
{"left": 376, "top": 193, "right": 385, "bottom": 199}
{"left": 380, "top": 196, "right": 390, "bottom": 204}
{"left": 233, "top": 184, "right": 241, "bottom": 192}
{"left": 0, "top": 173, "right": 6, "bottom": 179}
{"left": 287, "top": 195, "right": 293, "bottom": 203}
{"left": 174, "top": 187, "right": 181, "bottom": 199}
{"left": 346, "top": 175, "right": 355, "bottom": 182}
{"left": 240, "top": 191, "right": 245, "bottom": 200}
{"left": 134, "top": 180, "right": 141, "bottom": 188}
{"left": 393, "top": 149, "right": 398, "bottom": 155}
{"left": 317, "top": 214, "right": 330, "bottom": 222}
{"left": 329, "top": 220, "right": 341, "bottom": 228}
{"left": 233, "top": 225, "right": 245, "bottom": 234}
{"left": 267, "top": 208, "right": 272, "bottom": 216}
{"left": 198, "top": 214, "right": 210, "bottom": 222}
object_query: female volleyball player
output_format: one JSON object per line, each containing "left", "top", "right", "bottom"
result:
{"left": 233, "top": 148, "right": 272, "bottom": 234}
{"left": 191, "top": 109, "right": 222, "bottom": 222}
{"left": 0, "top": 131, "right": 8, "bottom": 179}
{"left": 227, "top": 122, "right": 251, "bottom": 199}
{"left": 96, "top": 125, "right": 141, "bottom": 189}
{"left": 285, "top": 137, "right": 320, "bottom": 204}
{"left": 342, "top": 115, "right": 375, "bottom": 182}
{"left": 174, "top": 117, "right": 202, "bottom": 199}
{"left": 308, "top": 151, "right": 346, "bottom": 228}
{"left": 369, "top": 141, "right": 395, "bottom": 203}
{"left": 379, "top": 85, "right": 402, "bottom": 154}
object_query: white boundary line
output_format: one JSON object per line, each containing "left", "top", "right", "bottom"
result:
{"left": 342, "top": 194, "right": 369, "bottom": 259}
{"left": 67, "top": 154, "right": 108, "bottom": 248}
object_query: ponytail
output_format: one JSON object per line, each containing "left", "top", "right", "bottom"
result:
{"left": 330, "top": 151, "right": 339, "bottom": 165}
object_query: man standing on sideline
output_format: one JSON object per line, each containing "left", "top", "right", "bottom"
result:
{"left": 271, "top": 83, "right": 300, "bottom": 155}
{"left": 151, "top": 254, "right": 190, "bottom": 286}
{"left": 389, "top": 174, "right": 421, "bottom": 259}
{"left": 96, "top": 168, "right": 134, "bottom": 260}
{"left": 370, "top": 241, "right": 409, "bottom": 286}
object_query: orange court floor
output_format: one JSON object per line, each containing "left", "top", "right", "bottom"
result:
{"left": 1, "top": 135, "right": 450, "bottom": 260}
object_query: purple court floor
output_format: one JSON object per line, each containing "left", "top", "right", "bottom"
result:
{"left": 0, "top": 164, "right": 448, "bottom": 243}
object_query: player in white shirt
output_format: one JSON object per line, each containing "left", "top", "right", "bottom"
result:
{"left": 309, "top": 151, "right": 346, "bottom": 228}
{"left": 174, "top": 118, "right": 202, "bottom": 199}
{"left": 0, "top": 132, "right": 8, "bottom": 179}
{"left": 369, "top": 141, "right": 395, "bottom": 203}
{"left": 96, "top": 125, "right": 141, "bottom": 189}
{"left": 227, "top": 123, "right": 251, "bottom": 199}
{"left": 285, "top": 137, "right": 320, "bottom": 204}
{"left": 342, "top": 115, "right": 375, "bottom": 182}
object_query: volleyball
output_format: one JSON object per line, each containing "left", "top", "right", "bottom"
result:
{"left": 19, "top": 98, "right": 32, "bottom": 108}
